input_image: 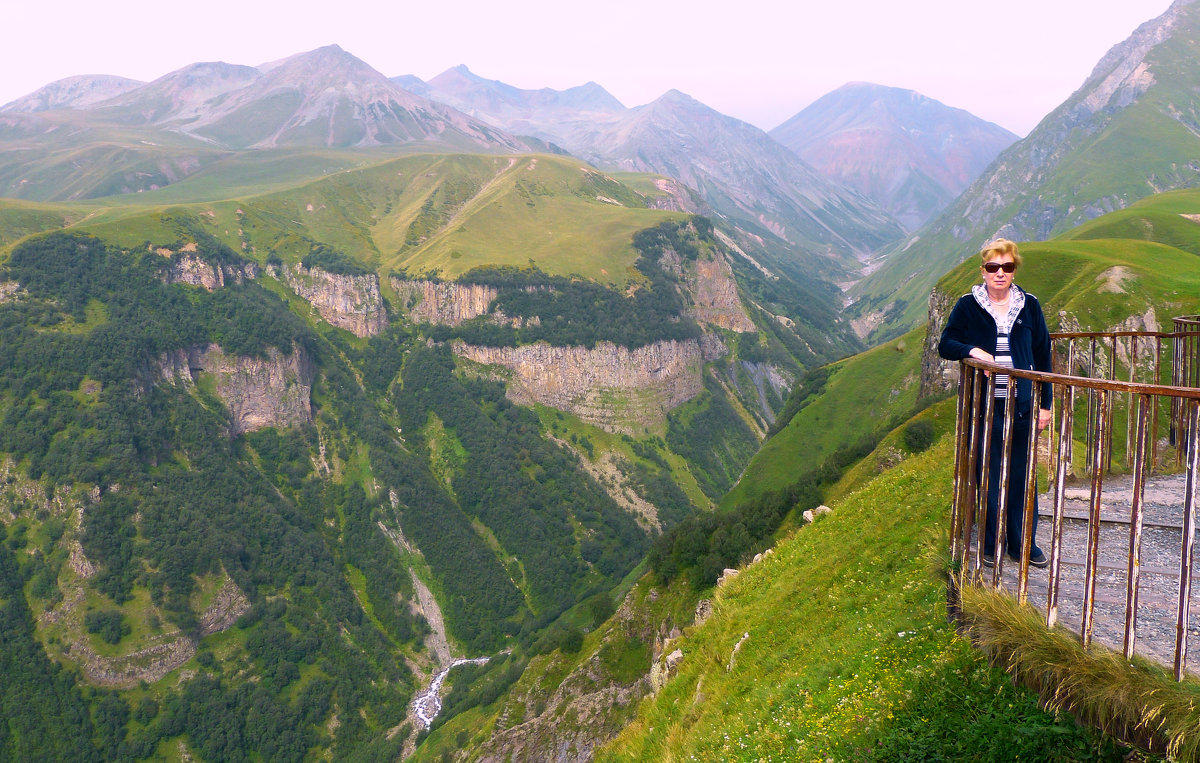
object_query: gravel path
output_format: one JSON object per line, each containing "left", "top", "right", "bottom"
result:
{"left": 971, "top": 471, "right": 1200, "bottom": 672}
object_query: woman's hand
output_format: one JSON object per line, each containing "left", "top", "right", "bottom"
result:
{"left": 968, "top": 347, "right": 994, "bottom": 376}
{"left": 1037, "top": 408, "right": 1052, "bottom": 431}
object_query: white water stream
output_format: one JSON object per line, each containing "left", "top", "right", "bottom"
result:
{"left": 412, "top": 656, "right": 492, "bottom": 728}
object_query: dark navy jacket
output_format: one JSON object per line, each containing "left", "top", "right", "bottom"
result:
{"left": 937, "top": 285, "right": 1053, "bottom": 410}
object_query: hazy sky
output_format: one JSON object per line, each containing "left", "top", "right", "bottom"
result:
{"left": 2, "top": 0, "right": 1174, "bottom": 136}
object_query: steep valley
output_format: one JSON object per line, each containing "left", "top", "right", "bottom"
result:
{"left": 5, "top": 14, "right": 1199, "bottom": 756}
{"left": 0, "top": 159, "right": 821, "bottom": 761}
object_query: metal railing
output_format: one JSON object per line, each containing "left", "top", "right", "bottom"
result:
{"left": 950, "top": 326, "right": 1200, "bottom": 679}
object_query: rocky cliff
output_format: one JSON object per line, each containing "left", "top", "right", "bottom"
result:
{"left": 158, "top": 243, "right": 259, "bottom": 290}
{"left": 919, "top": 286, "right": 960, "bottom": 400}
{"left": 159, "top": 343, "right": 314, "bottom": 434}
{"left": 455, "top": 340, "right": 703, "bottom": 434}
{"left": 682, "top": 254, "right": 756, "bottom": 333}
{"left": 473, "top": 586, "right": 679, "bottom": 763}
{"left": 651, "top": 241, "right": 756, "bottom": 334}
{"left": 285, "top": 263, "right": 387, "bottom": 337}
{"left": 390, "top": 278, "right": 498, "bottom": 326}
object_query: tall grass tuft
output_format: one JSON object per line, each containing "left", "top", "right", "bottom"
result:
{"left": 959, "top": 584, "right": 1200, "bottom": 760}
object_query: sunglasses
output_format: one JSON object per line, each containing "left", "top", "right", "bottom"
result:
{"left": 983, "top": 262, "right": 1017, "bottom": 273}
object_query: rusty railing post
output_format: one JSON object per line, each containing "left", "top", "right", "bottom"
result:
{"left": 1047, "top": 383, "right": 1075, "bottom": 629}
{"left": 1124, "top": 393, "right": 1151, "bottom": 660}
{"left": 1081, "top": 389, "right": 1110, "bottom": 648}
{"left": 975, "top": 372, "right": 997, "bottom": 581}
{"left": 1018, "top": 382, "right": 1042, "bottom": 603}
{"left": 1174, "top": 399, "right": 1200, "bottom": 681}
{"left": 950, "top": 365, "right": 976, "bottom": 564}
{"left": 993, "top": 380, "right": 1017, "bottom": 585}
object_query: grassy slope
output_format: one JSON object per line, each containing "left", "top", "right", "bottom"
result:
{"left": 1058, "top": 187, "right": 1200, "bottom": 256}
{"left": 0, "top": 199, "right": 85, "bottom": 248}
{"left": 598, "top": 429, "right": 1136, "bottom": 761}
{"left": 721, "top": 326, "right": 925, "bottom": 509}
{"left": 17, "top": 153, "right": 683, "bottom": 288}
{"left": 97, "top": 148, "right": 396, "bottom": 205}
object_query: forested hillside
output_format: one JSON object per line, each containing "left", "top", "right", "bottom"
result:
{"left": 0, "top": 147, "right": 830, "bottom": 758}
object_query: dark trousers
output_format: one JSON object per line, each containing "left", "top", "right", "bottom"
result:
{"left": 976, "top": 401, "right": 1038, "bottom": 557}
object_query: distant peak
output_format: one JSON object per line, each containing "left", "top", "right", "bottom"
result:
{"left": 258, "top": 44, "right": 359, "bottom": 73}
{"left": 655, "top": 89, "right": 702, "bottom": 107}
{"left": 836, "top": 81, "right": 919, "bottom": 97}
{"left": 431, "top": 65, "right": 485, "bottom": 85}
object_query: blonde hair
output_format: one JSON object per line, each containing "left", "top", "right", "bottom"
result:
{"left": 979, "top": 238, "right": 1021, "bottom": 267}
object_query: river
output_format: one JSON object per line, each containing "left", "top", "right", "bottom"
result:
{"left": 412, "top": 656, "right": 492, "bottom": 728}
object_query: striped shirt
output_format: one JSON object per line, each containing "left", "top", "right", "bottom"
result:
{"left": 971, "top": 284, "right": 1024, "bottom": 400}
{"left": 994, "top": 332, "right": 1014, "bottom": 398}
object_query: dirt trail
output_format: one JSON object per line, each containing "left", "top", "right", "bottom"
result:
{"left": 439, "top": 156, "right": 521, "bottom": 233}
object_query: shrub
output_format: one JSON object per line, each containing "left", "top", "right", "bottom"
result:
{"left": 902, "top": 420, "right": 936, "bottom": 453}
{"left": 85, "top": 609, "right": 130, "bottom": 645}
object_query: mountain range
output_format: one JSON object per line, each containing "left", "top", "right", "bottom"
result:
{"left": 770, "top": 82, "right": 1018, "bottom": 231}
{"left": 851, "top": 0, "right": 1200, "bottom": 340}
{"left": 2, "top": 2, "right": 1198, "bottom": 759}
{"left": 0, "top": 46, "right": 1018, "bottom": 288}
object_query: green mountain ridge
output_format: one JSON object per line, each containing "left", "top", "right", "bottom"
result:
{"left": 850, "top": 0, "right": 1200, "bottom": 342}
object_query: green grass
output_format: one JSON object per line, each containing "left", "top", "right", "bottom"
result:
{"left": 824, "top": 398, "right": 956, "bottom": 505}
{"left": 378, "top": 155, "right": 677, "bottom": 285}
{"left": 596, "top": 434, "right": 1148, "bottom": 762}
{"left": 722, "top": 327, "right": 925, "bottom": 510}
{"left": 959, "top": 585, "right": 1200, "bottom": 761}
{"left": 6, "top": 152, "right": 688, "bottom": 294}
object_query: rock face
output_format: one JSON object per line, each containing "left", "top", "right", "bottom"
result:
{"left": 197, "top": 578, "right": 252, "bottom": 636}
{"left": 159, "top": 343, "right": 314, "bottom": 434}
{"left": 285, "top": 263, "right": 387, "bottom": 337}
{"left": 919, "top": 285, "right": 961, "bottom": 400}
{"left": 390, "top": 256, "right": 748, "bottom": 431}
{"left": 473, "top": 588, "right": 675, "bottom": 763}
{"left": 687, "top": 256, "right": 754, "bottom": 332}
{"left": 657, "top": 248, "right": 756, "bottom": 333}
{"left": 0, "top": 280, "right": 21, "bottom": 303}
{"left": 390, "top": 278, "right": 498, "bottom": 326}
{"left": 455, "top": 340, "right": 703, "bottom": 434}
{"left": 158, "top": 244, "right": 258, "bottom": 290}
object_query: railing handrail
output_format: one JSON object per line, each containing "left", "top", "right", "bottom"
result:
{"left": 961, "top": 357, "right": 1200, "bottom": 400}
{"left": 950, "top": 324, "right": 1200, "bottom": 679}
{"left": 1051, "top": 329, "right": 1200, "bottom": 340}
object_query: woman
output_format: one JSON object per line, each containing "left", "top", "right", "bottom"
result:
{"left": 938, "top": 239, "right": 1053, "bottom": 568}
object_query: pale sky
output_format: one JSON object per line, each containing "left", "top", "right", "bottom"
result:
{"left": 2, "top": 0, "right": 1174, "bottom": 136}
